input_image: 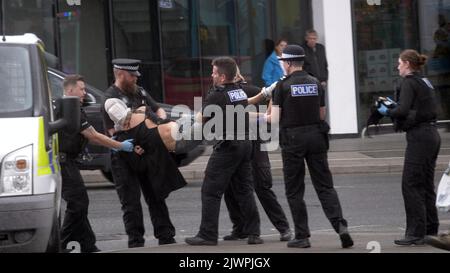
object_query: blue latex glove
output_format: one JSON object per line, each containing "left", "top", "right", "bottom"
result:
{"left": 112, "top": 139, "right": 134, "bottom": 152}
{"left": 377, "top": 104, "right": 390, "bottom": 116}
{"left": 119, "top": 139, "right": 134, "bottom": 152}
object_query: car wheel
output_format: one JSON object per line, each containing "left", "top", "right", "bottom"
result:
{"left": 46, "top": 213, "right": 61, "bottom": 253}
{"left": 101, "top": 170, "right": 114, "bottom": 184}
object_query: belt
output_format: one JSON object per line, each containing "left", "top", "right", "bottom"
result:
{"left": 282, "top": 124, "right": 321, "bottom": 134}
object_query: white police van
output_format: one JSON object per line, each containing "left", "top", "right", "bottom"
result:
{"left": 0, "top": 34, "right": 79, "bottom": 252}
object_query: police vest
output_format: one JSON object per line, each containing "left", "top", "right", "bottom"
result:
{"left": 206, "top": 84, "right": 250, "bottom": 140}
{"left": 274, "top": 71, "right": 324, "bottom": 128}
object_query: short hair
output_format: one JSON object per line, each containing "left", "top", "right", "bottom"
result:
{"left": 305, "top": 29, "right": 318, "bottom": 37}
{"left": 287, "top": 60, "right": 304, "bottom": 68}
{"left": 63, "top": 74, "right": 84, "bottom": 90}
{"left": 275, "top": 38, "right": 288, "bottom": 47}
{"left": 212, "top": 57, "right": 237, "bottom": 81}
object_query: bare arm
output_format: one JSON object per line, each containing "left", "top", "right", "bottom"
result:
{"left": 248, "top": 92, "right": 266, "bottom": 105}
{"left": 81, "top": 126, "right": 123, "bottom": 150}
{"left": 156, "top": 108, "right": 167, "bottom": 120}
{"left": 266, "top": 103, "right": 280, "bottom": 125}
{"left": 320, "top": 107, "right": 327, "bottom": 121}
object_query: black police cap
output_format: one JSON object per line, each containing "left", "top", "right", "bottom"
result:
{"left": 112, "top": 58, "right": 141, "bottom": 77}
{"left": 278, "top": 45, "right": 306, "bottom": 61}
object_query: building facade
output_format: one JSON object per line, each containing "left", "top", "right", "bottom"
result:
{"left": 4, "top": 0, "right": 449, "bottom": 135}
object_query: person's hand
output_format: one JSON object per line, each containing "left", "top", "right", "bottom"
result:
{"left": 377, "top": 104, "right": 390, "bottom": 116}
{"left": 134, "top": 145, "right": 145, "bottom": 155}
{"left": 385, "top": 97, "right": 397, "bottom": 108}
{"left": 257, "top": 113, "right": 268, "bottom": 124}
{"left": 118, "top": 139, "right": 134, "bottom": 152}
{"left": 261, "top": 81, "right": 278, "bottom": 99}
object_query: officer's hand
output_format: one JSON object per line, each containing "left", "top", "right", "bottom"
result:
{"left": 119, "top": 139, "right": 134, "bottom": 152}
{"left": 385, "top": 97, "right": 398, "bottom": 108}
{"left": 377, "top": 104, "right": 390, "bottom": 116}
{"left": 261, "top": 81, "right": 278, "bottom": 99}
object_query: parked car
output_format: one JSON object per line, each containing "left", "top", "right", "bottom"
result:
{"left": 48, "top": 68, "right": 205, "bottom": 182}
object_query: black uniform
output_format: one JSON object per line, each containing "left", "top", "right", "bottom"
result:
{"left": 389, "top": 73, "right": 441, "bottom": 238}
{"left": 101, "top": 85, "right": 176, "bottom": 247}
{"left": 196, "top": 83, "right": 260, "bottom": 242}
{"left": 59, "top": 108, "right": 97, "bottom": 252}
{"left": 273, "top": 70, "right": 348, "bottom": 240}
{"left": 224, "top": 81, "right": 290, "bottom": 237}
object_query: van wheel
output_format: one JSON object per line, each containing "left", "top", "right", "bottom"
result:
{"left": 46, "top": 213, "right": 61, "bottom": 253}
{"left": 101, "top": 170, "right": 114, "bottom": 184}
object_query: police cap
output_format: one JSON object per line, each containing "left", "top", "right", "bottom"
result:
{"left": 112, "top": 58, "right": 141, "bottom": 77}
{"left": 278, "top": 44, "right": 305, "bottom": 61}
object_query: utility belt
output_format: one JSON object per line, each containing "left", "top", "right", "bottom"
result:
{"left": 409, "top": 121, "right": 438, "bottom": 130}
{"left": 281, "top": 123, "right": 322, "bottom": 135}
{"left": 59, "top": 152, "right": 79, "bottom": 163}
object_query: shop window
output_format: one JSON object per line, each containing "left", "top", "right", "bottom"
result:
{"left": 4, "top": 0, "right": 55, "bottom": 54}
{"left": 352, "top": 0, "right": 420, "bottom": 127}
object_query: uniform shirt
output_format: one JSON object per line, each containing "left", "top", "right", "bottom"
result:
{"left": 273, "top": 70, "right": 325, "bottom": 128}
{"left": 390, "top": 72, "right": 437, "bottom": 128}
{"left": 203, "top": 83, "right": 250, "bottom": 140}
{"left": 59, "top": 107, "right": 91, "bottom": 157}
{"left": 102, "top": 85, "right": 160, "bottom": 132}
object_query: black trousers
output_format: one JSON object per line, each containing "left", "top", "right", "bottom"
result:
{"left": 225, "top": 141, "right": 290, "bottom": 235}
{"left": 61, "top": 159, "right": 96, "bottom": 251}
{"left": 402, "top": 124, "right": 441, "bottom": 237}
{"left": 198, "top": 141, "right": 260, "bottom": 241}
{"left": 280, "top": 126, "right": 348, "bottom": 240}
{"left": 111, "top": 153, "right": 175, "bottom": 247}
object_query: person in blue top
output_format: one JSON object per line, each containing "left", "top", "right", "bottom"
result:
{"left": 262, "top": 38, "right": 288, "bottom": 86}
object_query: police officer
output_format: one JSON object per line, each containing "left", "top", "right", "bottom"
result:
{"left": 377, "top": 49, "right": 441, "bottom": 246}
{"left": 101, "top": 59, "right": 176, "bottom": 248}
{"left": 270, "top": 45, "right": 353, "bottom": 249}
{"left": 59, "top": 75, "right": 134, "bottom": 253}
{"left": 223, "top": 68, "right": 292, "bottom": 242}
{"left": 185, "top": 57, "right": 262, "bottom": 245}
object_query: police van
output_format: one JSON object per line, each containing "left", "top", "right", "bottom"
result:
{"left": 0, "top": 34, "right": 79, "bottom": 252}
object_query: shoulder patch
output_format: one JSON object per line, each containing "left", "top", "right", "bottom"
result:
{"left": 227, "top": 89, "right": 248, "bottom": 102}
{"left": 290, "top": 84, "right": 319, "bottom": 97}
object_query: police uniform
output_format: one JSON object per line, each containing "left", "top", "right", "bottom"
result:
{"left": 187, "top": 82, "right": 261, "bottom": 244}
{"left": 273, "top": 45, "right": 351, "bottom": 247}
{"left": 224, "top": 81, "right": 291, "bottom": 239}
{"left": 101, "top": 59, "right": 175, "bottom": 248}
{"left": 389, "top": 73, "right": 441, "bottom": 242}
{"left": 59, "top": 107, "right": 98, "bottom": 252}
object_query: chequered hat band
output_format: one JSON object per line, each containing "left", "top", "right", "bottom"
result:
{"left": 114, "top": 64, "right": 139, "bottom": 71}
{"left": 280, "top": 53, "right": 305, "bottom": 59}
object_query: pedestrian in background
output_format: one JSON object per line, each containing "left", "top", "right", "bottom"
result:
{"left": 303, "top": 29, "right": 328, "bottom": 88}
{"left": 377, "top": 49, "right": 441, "bottom": 246}
{"left": 269, "top": 45, "right": 354, "bottom": 249}
{"left": 262, "top": 38, "right": 288, "bottom": 87}
{"left": 59, "top": 75, "right": 134, "bottom": 253}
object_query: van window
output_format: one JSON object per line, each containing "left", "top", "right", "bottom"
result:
{"left": 0, "top": 46, "right": 32, "bottom": 115}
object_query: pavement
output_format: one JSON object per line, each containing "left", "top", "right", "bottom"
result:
{"left": 82, "top": 128, "right": 450, "bottom": 187}
{"left": 82, "top": 128, "right": 450, "bottom": 254}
